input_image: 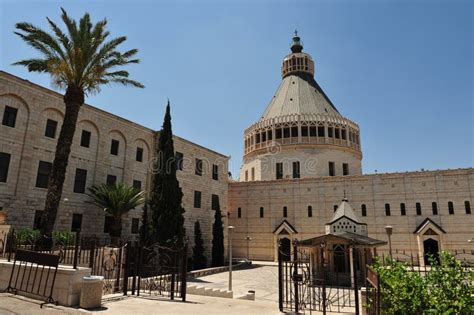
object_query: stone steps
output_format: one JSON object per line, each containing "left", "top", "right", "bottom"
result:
{"left": 186, "top": 284, "right": 233, "bottom": 299}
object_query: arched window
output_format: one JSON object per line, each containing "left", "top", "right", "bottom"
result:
{"left": 361, "top": 204, "right": 367, "bottom": 217}
{"left": 432, "top": 202, "right": 438, "bottom": 215}
{"left": 448, "top": 201, "right": 454, "bottom": 215}
{"left": 308, "top": 206, "right": 313, "bottom": 217}
{"left": 465, "top": 201, "right": 471, "bottom": 214}
{"left": 283, "top": 206, "right": 288, "bottom": 218}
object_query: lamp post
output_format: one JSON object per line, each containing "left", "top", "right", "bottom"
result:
{"left": 228, "top": 226, "right": 235, "bottom": 291}
{"left": 385, "top": 225, "right": 393, "bottom": 258}
{"left": 245, "top": 235, "right": 252, "bottom": 261}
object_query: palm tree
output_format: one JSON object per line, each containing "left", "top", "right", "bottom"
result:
{"left": 88, "top": 183, "right": 145, "bottom": 245}
{"left": 13, "top": 8, "right": 143, "bottom": 240}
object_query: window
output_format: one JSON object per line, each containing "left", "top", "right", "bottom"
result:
{"left": 245, "top": 170, "right": 248, "bottom": 181}
{"left": 44, "top": 119, "right": 58, "bottom": 138}
{"left": 73, "top": 168, "right": 87, "bottom": 193}
{"left": 2, "top": 106, "right": 18, "bottom": 128}
{"left": 131, "top": 218, "right": 140, "bottom": 234}
{"left": 194, "top": 191, "right": 202, "bottom": 208}
{"left": 0, "top": 152, "right": 11, "bottom": 183}
{"left": 283, "top": 127, "right": 290, "bottom": 138}
{"left": 293, "top": 161, "right": 300, "bottom": 179}
{"left": 33, "top": 210, "right": 44, "bottom": 230}
{"left": 432, "top": 202, "right": 438, "bottom": 215}
{"left": 317, "top": 126, "right": 325, "bottom": 137}
{"left": 276, "top": 163, "right": 283, "bottom": 179}
{"left": 400, "top": 203, "right": 406, "bottom": 216}
{"left": 329, "top": 162, "right": 335, "bottom": 176}
{"left": 335, "top": 128, "right": 340, "bottom": 139}
{"left": 71, "top": 213, "right": 83, "bottom": 232}
{"left": 342, "top": 163, "right": 349, "bottom": 176}
{"left": 104, "top": 216, "right": 114, "bottom": 233}
{"left": 133, "top": 180, "right": 142, "bottom": 190}
{"left": 291, "top": 126, "right": 298, "bottom": 137}
{"left": 35, "top": 161, "right": 52, "bottom": 188}
{"left": 276, "top": 128, "right": 282, "bottom": 139}
{"left": 361, "top": 204, "right": 367, "bottom": 217}
{"left": 259, "top": 207, "right": 264, "bottom": 218}
{"left": 341, "top": 129, "right": 347, "bottom": 140}
{"left": 268, "top": 130, "right": 273, "bottom": 140}
{"left": 80, "top": 130, "right": 91, "bottom": 148}
{"left": 237, "top": 207, "right": 241, "bottom": 218}
{"left": 106, "top": 174, "right": 117, "bottom": 185}
{"left": 251, "top": 167, "right": 255, "bottom": 181}
{"left": 301, "top": 126, "right": 308, "bottom": 137}
{"left": 195, "top": 159, "right": 203, "bottom": 176}
{"left": 255, "top": 133, "right": 260, "bottom": 144}
{"left": 110, "top": 139, "right": 119, "bottom": 155}
{"left": 136, "top": 147, "right": 143, "bottom": 162}
{"left": 448, "top": 201, "right": 454, "bottom": 215}
{"left": 283, "top": 206, "right": 288, "bottom": 218}
{"left": 310, "top": 126, "right": 317, "bottom": 137}
{"left": 416, "top": 202, "right": 422, "bottom": 215}
{"left": 211, "top": 194, "right": 220, "bottom": 210}
{"left": 308, "top": 206, "right": 312, "bottom": 217}
{"left": 465, "top": 201, "right": 471, "bottom": 214}
{"left": 328, "top": 127, "right": 333, "bottom": 138}
{"left": 385, "top": 203, "right": 391, "bottom": 216}
{"left": 334, "top": 205, "right": 338, "bottom": 212}
{"left": 212, "top": 164, "right": 219, "bottom": 180}
{"left": 176, "top": 152, "right": 184, "bottom": 171}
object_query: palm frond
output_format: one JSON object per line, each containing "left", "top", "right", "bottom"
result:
{"left": 88, "top": 183, "right": 145, "bottom": 218}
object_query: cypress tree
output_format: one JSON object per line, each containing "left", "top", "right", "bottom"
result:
{"left": 149, "top": 101, "right": 185, "bottom": 247}
{"left": 192, "top": 220, "right": 207, "bottom": 270}
{"left": 211, "top": 198, "right": 225, "bottom": 267}
{"left": 139, "top": 202, "right": 150, "bottom": 245}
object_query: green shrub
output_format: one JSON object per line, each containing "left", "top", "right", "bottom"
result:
{"left": 52, "top": 231, "right": 75, "bottom": 246}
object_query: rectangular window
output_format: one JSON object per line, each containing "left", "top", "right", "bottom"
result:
{"left": 104, "top": 216, "right": 114, "bottom": 233}
{"left": 110, "top": 139, "right": 119, "bottom": 155}
{"left": 33, "top": 210, "right": 44, "bottom": 230}
{"left": 335, "top": 128, "right": 340, "bottom": 139}
{"left": 432, "top": 202, "right": 438, "bottom": 215}
{"left": 2, "top": 106, "right": 18, "bottom": 128}
{"left": 291, "top": 126, "right": 298, "bottom": 137}
{"left": 212, "top": 164, "right": 219, "bottom": 180}
{"left": 317, "top": 126, "right": 325, "bottom": 137}
{"left": 195, "top": 159, "right": 203, "bottom": 176}
{"left": 448, "top": 201, "right": 454, "bottom": 215}
{"left": 194, "top": 191, "right": 202, "bottom": 208}
{"left": 361, "top": 204, "right": 367, "bottom": 217}
{"left": 276, "top": 162, "right": 283, "bottom": 179}
{"left": 465, "top": 201, "right": 471, "bottom": 214}
{"left": 400, "top": 203, "right": 406, "bottom": 216}
{"left": 342, "top": 163, "right": 349, "bottom": 176}
{"left": 237, "top": 207, "right": 242, "bottom": 218}
{"left": 131, "top": 218, "right": 140, "bottom": 234}
{"left": 283, "top": 127, "right": 290, "bottom": 138}
{"left": 259, "top": 207, "right": 264, "bottom": 218}
{"left": 268, "top": 130, "right": 272, "bottom": 140}
{"left": 71, "top": 213, "right": 83, "bottom": 232}
{"left": 308, "top": 206, "right": 312, "bottom": 217}
{"left": 255, "top": 133, "right": 260, "bottom": 144}
{"left": 45, "top": 119, "right": 58, "bottom": 138}
{"left": 73, "top": 168, "right": 87, "bottom": 193}
{"left": 385, "top": 203, "right": 391, "bottom": 216}
{"left": 329, "top": 162, "right": 335, "bottom": 176}
{"left": 301, "top": 126, "right": 308, "bottom": 137}
{"left": 80, "top": 130, "right": 91, "bottom": 148}
{"left": 309, "top": 126, "right": 317, "bottom": 137}
{"left": 276, "top": 128, "right": 282, "bottom": 139}
{"left": 35, "top": 161, "right": 52, "bottom": 188}
{"left": 136, "top": 147, "right": 143, "bottom": 162}
{"left": 251, "top": 167, "right": 255, "bottom": 181}
{"left": 328, "top": 127, "right": 333, "bottom": 138}
{"left": 245, "top": 170, "right": 248, "bottom": 181}
{"left": 211, "top": 194, "right": 220, "bottom": 210}
{"left": 106, "top": 174, "right": 117, "bottom": 185}
{"left": 176, "top": 152, "right": 184, "bottom": 171}
{"left": 292, "top": 161, "right": 300, "bottom": 179}
{"left": 133, "top": 180, "right": 142, "bottom": 190}
{"left": 0, "top": 152, "right": 11, "bottom": 183}
{"left": 283, "top": 206, "right": 288, "bottom": 218}
{"left": 262, "top": 132, "right": 266, "bottom": 142}
{"left": 416, "top": 202, "right": 422, "bottom": 215}
{"left": 341, "top": 129, "right": 347, "bottom": 140}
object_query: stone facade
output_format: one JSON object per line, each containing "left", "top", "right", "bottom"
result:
{"left": 0, "top": 71, "right": 228, "bottom": 262}
{"left": 228, "top": 169, "right": 474, "bottom": 262}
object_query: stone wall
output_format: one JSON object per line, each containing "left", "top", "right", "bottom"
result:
{"left": 228, "top": 168, "right": 474, "bottom": 261}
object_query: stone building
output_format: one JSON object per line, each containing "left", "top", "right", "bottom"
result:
{"left": 0, "top": 70, "right": 229, "bottom": 262}
{"left": 228, "top": 33, "right": 474, "bottom": 265}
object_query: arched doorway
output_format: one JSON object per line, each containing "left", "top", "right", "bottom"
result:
{"left": 280, "top": 237, "right": 291, "bottom": 262}
{"left": 423, "top": 238, "right": 439, "bottom": 265}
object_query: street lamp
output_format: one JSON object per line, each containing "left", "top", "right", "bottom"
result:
{"left": 245, "top": 235, "right": 252, "bottom": 261}
{"left": 385, "top": 225, "right": 393, "bottom": 258}
{"left": 228, "top": 226, "right": 235, "bottom": 291}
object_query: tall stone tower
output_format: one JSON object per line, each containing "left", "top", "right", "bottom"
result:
{"left": 240, "top": 32, "right": 362, "bottom": 181}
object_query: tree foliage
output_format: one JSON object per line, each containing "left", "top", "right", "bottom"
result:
{"left": 211, "top": 199, "right": 224, "bottom": 267}
{"left": 192, "top": 220, "right": 207, "bottom": 270}
{"left": 149, "top": 102, "right": 185, "bottom": 247}
{"left": 373, "top": 251, "right": 473, "bottom": 315}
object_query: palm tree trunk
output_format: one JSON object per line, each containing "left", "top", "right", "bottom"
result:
{"left": 110, "top": 216, "right": 122, "bottom": 247}
{"left": 40, "top": 86, "right": 84, "bottom": 240}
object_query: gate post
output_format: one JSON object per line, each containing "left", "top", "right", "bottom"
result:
{"left": 277, "top": 241, "right": 283, "bottom": 311}
{"left": 293, "top": 240, "right": 299, "bottom": 314}
{"left": 353, "top": 247, "right": 360, "bottom": 315}
{"left": 123, "top": 242, "right": 130, "bottom": 296}
{"left": 181, "top": 242, "right": 188, "bottom": 302}
{"left": 321, "top": 243, "right": 327, "bottom": 315}
{"left": 115, "top": 244, "right": 123, "bottom": 293}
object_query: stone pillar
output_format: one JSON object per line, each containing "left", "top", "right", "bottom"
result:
{"left": 349, "top": 247, "right": 355, "bottom": 288}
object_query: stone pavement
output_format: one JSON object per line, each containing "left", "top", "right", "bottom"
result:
{"left": 0, "top": 293, "right": 86, "bottom": 314}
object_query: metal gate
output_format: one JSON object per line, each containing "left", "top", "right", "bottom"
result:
{"left": 365, "top": 266, "right": 380, "bottom": 315}
{"left": 278, "top": 240, "right": 360, "bottom": 314}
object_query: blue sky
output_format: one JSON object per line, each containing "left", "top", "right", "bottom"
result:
{"left": 1, "top": 0, "right": 472, "bottom": 177}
